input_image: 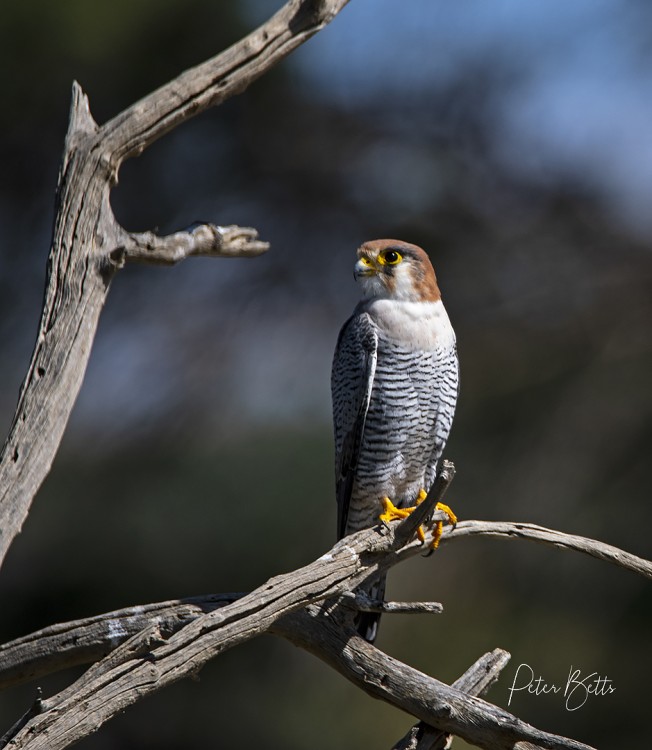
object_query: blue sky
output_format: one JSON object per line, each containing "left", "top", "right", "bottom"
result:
{"left": 248, "top": 0, "right": 652, "bottom": 234}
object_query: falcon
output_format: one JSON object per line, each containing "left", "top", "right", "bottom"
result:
{"left": 331, "top": 239, "right": 459, "bottom": 642}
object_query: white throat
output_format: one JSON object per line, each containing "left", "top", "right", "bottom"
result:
{"left": 360, "top": 298, "right": 456, "bottom": 351}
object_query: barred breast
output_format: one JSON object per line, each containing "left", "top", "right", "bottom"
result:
{"left": 333, "top": 298, "right": 459, "bottom": 537}
{"left": 345, "top": 337, "right": 458, "bottom": 534}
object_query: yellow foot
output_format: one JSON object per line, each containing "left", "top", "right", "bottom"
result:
{"left": 379, "top": 496, "right": 428, "bottom": 543}
{"left": 379, "top": 497, "right": 413, "bottom": 522}
{"left": 380, "top": 491, "right": 458, "bottom": 549}
{"left": 431, "top": 499, "right": 458, "bottom": 549}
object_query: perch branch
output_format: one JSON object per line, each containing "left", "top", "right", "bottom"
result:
{"left": 393, "top": 459, "right": 456, "bottom": 545}
{"left": 441, "top": 520, "right": 652, "bottom": 580}
{"left": 0, "top": 505, "right": 603, "bottom": 750}
{"left": 0, "top": 472, "right": 455, "bottom": 692}
{"left": 2, "top": 504, "right": 651, "bottom": 693}
{"left": 0, "top": 515, "right": 421, "bottom": 749}
{"left": 0, "top": 0, "right": 351, "bottom": 570}
{"left": 4, "top": 500, "right": 649, "bottom": 749}
{"left": 1, "top": 602, "right": 593, "bottom": 750}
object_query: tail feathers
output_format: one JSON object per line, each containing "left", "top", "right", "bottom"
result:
{"left": 355, "top": 575, "right": 386, "bottom": 643}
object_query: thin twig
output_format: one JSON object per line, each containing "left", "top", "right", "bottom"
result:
{"left": 343, "top": 592, "right": 443, "bottom": 615}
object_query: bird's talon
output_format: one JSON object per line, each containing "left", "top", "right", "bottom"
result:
{"left": 435, "top": 501, "right": 457, "bottom": 527}
{"left": 379, "top": 496, "right": 430, "bottom": 545}
{"left": 431, "top": 520, "right": 444, "bottom": 549}
{"left": 379, "top": 497, "right": 411, "bottom": 524}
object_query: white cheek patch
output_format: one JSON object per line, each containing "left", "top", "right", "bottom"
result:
{"left": 391, "top": 264, "right": 418, "bottom": 301}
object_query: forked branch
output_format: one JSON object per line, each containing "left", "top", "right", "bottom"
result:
{"left": 2, "top": 501, "right": 650, "bottom": 750}
{"left": 0, "top": 0, "right": 351, "bottom": 570}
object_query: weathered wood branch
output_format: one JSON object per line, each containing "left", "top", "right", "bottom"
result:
{"left": 343, "top": 592, "right": 444, "bottom": 615}
{"left": 275, "top": 608, "right": 593, "bottom": 750}
{"left": 2, "top": 510, "right": 650, "bottom": 693}
{"left": 443, "top": 520, "right": 652, "bottom": 580}
{"left": 112, "top": 223, "right": 269, "bottom": 267}
{"left": 100, "top": 0, "right": 352, "bottom": 164}
{"left": 0, "top": 594, "right": 242, "bottom": 690}
{"left": 0, "top": 488, "right": 451, "bottom": 750}
{"left": 0, "top": 591, "right": 442, "bottom": 692}
{"left": 0, "top": 0, "right": 351, "bottom": 570}
{"left": 390, "top": 649, "right": 512, "bottom": 750}
{"left": 3, "top": 504, "right": 650, "bottom": 749}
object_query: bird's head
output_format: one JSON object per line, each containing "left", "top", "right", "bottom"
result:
{"left": 354, "top": 239, "right": 441, "bottom": 302}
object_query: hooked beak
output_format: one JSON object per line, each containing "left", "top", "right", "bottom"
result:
{"left": 354, "top": 257, "right": 377, "bottom": 280}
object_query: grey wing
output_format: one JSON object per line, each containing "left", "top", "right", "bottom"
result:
{"left": 331, "top": 312, "right": 378, "bottom": 540}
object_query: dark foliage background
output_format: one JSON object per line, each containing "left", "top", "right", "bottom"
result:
{"left": 1, "top": 1, "right": 650, "bottom": 748}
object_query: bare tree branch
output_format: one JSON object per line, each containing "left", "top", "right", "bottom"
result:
{"left": 101, "top": 0, "right": 352, "bottom": 164}
{"left": 275, "top": 608, "right": 595, "bottom": 750}
{"left": 0, "top": 0, "right": 351, "bottom": 570}
{"left": 0, "top": 500, "right": 447, "bottom": 750}
{"left": 392, "top": 649, "right": 511, "bottom": 750}
{"left": 2, "top": 507, "right": 650, "bottom": 693}
{"left": 0, "top": 594, "right": 242, "bottom": 690}
{"left": 343, "top": 592, "right": 444, "bottom": 615}
{"left": 111, "top": 224, "right": 269, "bottom": 267}
{"left": 0, "top": 5, "right": 646, "bottom": 749}
{"left": 3, "top": 500, "right": 650, "bottom": 749}
{"left": 394, "top": 460, "right": 456, "bottom": 545}
{"left": 1, "top": 599, "right": 594, "bottom": 750}
{"left": 441, "top": 520, "right": 652, "bottom": 580}
{"left": 0, "top": 593, "right": 441, "bottom": 691}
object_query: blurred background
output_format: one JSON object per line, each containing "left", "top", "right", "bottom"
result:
{"left": 0, "top": 0, "right": 650, "bottom": 747}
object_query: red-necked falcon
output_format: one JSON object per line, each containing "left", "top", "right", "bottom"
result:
{"left": 331, "top": 239, "right": 458, "bottom": 642}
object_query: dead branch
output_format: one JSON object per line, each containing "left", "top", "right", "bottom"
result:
{"left": 3, "top": 502, "right": 651, "bottom": 749}
{"left": 0, "top": 0, "right": 351, "bottom": 570}
{"left": 0, "top": 492, "right": 450, "bottom": 750}
{"left": 342, "top": 592, "right": 444, "bottom": 615}
{"left": 2, "top": 507, "right": 650, "bottom": 693}
{"left": 0, "top": 594, "right": 243, "bottom": 690}
{"left": 442, "top": 520, "right": 652, "bottom": 580}
{"left": 112, "top": 224, "right": 268, "bottom": 267}
{"left": 390, "top": 649, "right": 512, "bottom": 750}
{"left": 0, "top": 3, "right": 647, "bottom": 749}
{"left": 275, "top": 608, "right": 595, "bottom": 750}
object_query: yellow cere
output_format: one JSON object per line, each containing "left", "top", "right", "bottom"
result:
{"left": 378, "top": 250, "right": 402, "bottom": 266}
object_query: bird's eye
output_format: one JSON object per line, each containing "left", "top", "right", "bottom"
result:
{"left": 379, "top": 250, "right": 402, "bottom": 265}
